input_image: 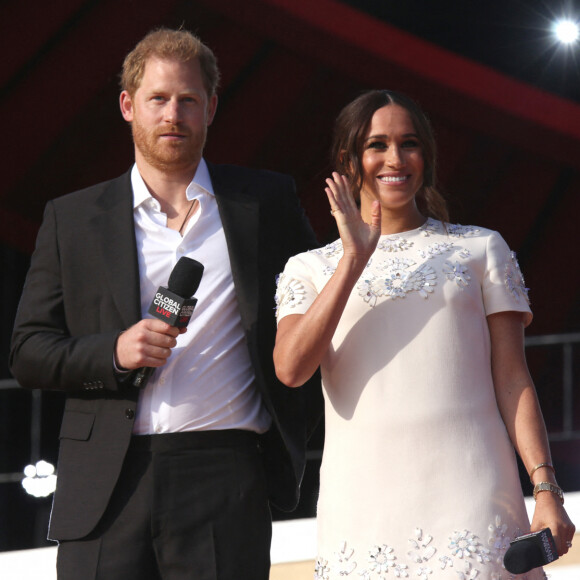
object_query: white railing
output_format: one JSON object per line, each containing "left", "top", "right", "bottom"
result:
{"left": 525, "top": 332, "right": 580, "bottom": 442}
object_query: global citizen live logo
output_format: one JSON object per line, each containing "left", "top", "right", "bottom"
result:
{"left": 148, "top": 287, "right": 197, "bottom": 328}
{"left": 540, "top": 529, "right": 557, "bottom": 563}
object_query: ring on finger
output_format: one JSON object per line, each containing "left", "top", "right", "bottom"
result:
{"left": 566, "top": 540, "right": 573, "bottom": 548}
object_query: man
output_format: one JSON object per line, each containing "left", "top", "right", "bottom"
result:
{"left": 10, "top": 28, "right": 321, "bottom": 580}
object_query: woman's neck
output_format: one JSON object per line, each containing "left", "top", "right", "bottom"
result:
{"left": 362, "top": 203, "right": 426, "bottom": 236}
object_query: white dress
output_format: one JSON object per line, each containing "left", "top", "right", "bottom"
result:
{"left": 275, "top": 219, "right": 545, "bottom": 580}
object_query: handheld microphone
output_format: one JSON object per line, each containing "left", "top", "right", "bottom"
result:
{"left": 503, "top": 528, "right": 558, "bottom": 574}
{"left": 132, "top": 257, "right": 204, "bottom": 388}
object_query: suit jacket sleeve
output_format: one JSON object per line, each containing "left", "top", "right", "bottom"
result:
{"left": 9, "top": 174, "right": 142, "bottom": 540}
{"left": 10, "top": 178, "right": 138, "bottom": 394}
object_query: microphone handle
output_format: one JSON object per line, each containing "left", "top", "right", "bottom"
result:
{"left": 132, "top": 366, "right": 155, "bottom": 388}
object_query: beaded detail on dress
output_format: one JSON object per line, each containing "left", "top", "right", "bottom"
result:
{"left": 274, "top": 273, "right": 305, "bottom": 312}
{"left": 275, "top": 219, "right": 529, "bottom": 315}
{"left": 505, "top": 252, "right": 530, "bottom": 304}
{"left": 314, "top": 517, "right": 546, "bottom": 580}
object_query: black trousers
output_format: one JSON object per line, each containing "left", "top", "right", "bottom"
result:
{"left": 56, "top": 430, "right": 272, "bottom": 580}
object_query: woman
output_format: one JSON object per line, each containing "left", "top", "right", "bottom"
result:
{"left": 273, "top": 90, "right": 574, "bottom": 579}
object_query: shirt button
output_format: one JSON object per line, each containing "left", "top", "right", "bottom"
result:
{"left": 125, "top": 408, "right": 135, "bottom": 420}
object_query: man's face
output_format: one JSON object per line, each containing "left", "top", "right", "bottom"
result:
{"left": 120, "top": 57, "right": 217, "bottom": 173}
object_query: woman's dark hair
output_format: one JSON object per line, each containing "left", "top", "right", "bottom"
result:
{"left": 331, "top": 90, "right": 449, "bottom": 223}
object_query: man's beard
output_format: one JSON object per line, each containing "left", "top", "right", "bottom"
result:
{"left": 131, "top": 119, "right": 206, "bottom": 172}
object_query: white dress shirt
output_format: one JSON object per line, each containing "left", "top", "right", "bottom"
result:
{"left": 130, "top": 160, "right": 271, "bottom": 435}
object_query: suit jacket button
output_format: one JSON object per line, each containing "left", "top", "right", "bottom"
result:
{"left": 125, "top": 408, "right": 135, "bottom": 420}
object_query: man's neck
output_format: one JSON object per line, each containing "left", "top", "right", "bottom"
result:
{"left": 135, "top": 157, "right": 200, "bottom": 211}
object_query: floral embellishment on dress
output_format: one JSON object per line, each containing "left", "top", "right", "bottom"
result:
{"left": 456, "top": 561, "right": 479, "bottom": 580}
{"left": 458, "top": 248, "right": 471, "bottom": 259}
{"left": 380, "top": 258, "right": 416, "bottom": 299}
{"left": 358, "top": 278, "right": 378, "bottom": 306}
{"left": 419, "top": 242, "right": 453, "bottom": 259}
{"left": 443, "top": 261, "right": 471, "bottom": 288}
{"left": 357, "top": 259, "right": 411, "bottom": 305}
{"left": 420, "top": 218, "right": 441, "bottom": 237}
{"left": 417, "top": 241, "right": 455, "bottom": 259}
{"left": 448, "top": 530, "right": 479, "bottom": 559}
{"left": 336, "top": 541, "right": 357, "bottom": 575}
{"left": 315, "top": 557, "right": 331, "bottom": 580}
{"left": 392, "top": 564, "right": 409, "bottom": 578}
{"left": 487, "top": 515, "right": 511, "bottom": 565}
{"left": 408, "top": 529, "right": 437, "bottom": 564}
{"left": 504, "top": 252, "right": 530, "bottom": 304}
{"left": 447, "top": 530, "right": 490, "bottom": 566}
{"left": 368, "top": 544, "right": 397, "bottom": 575}
{"left": 357, "top": 260, "right": 437, "bottom": 306}
{"left": 403, "top": 263, "right": 437, "bottom": 299}
{"left": 316, "top": 518, "right": 544, "bottom": 579}
{"left": 377, "top": 236, "right": 413, "bottom": 253}
{"left": 274, "top": 273, "right": 305, "bottom": 316}
{"left": 447, "top": 224, "right": 480, "bottom": 238}
{"left": 313, "top": 239, "right": 344, "bottom": 259}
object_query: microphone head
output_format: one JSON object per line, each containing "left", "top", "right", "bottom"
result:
{"left": 504, "top": 538, "right": 545, "bottom": 574}
{"left": 167, "top": 257, "right": 204, "bottom": 298}
{"left": 503, "top": 528, "right": 558, "bottom": 574}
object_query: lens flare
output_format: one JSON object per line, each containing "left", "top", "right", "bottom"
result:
{"left": 553, "top": 19, "right": 579, "bottom": 44}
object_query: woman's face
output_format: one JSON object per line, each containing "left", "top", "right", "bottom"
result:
{"left": 359, "top": 104, "right": 424, "bottom": 214}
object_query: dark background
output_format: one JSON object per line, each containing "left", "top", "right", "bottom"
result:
{"left": 2, "top": 0, "right": 580, "bottom": 551}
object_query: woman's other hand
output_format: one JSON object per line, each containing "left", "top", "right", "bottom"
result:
{"left": 531, "top": 492, "right": 576, "bottom": 556}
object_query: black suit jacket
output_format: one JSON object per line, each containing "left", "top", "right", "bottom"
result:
{"left": 10, "top": 164, "right": 322, "bottom": 541}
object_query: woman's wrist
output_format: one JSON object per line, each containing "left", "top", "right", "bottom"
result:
{"left": 533, "top": 482, "right": 564, "bottom": 504}
{"left": 529, "top": 462, "right": 559, "bottom": 488}
{"left": 337, "top": 253, "right": 371, "bottom": 281}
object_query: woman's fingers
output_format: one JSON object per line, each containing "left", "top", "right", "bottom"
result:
{"left": 369, "top": 200, "right": 381, "bottom": 230}
{"left": 326, "top": 173, "right": 358, "bottom": 218}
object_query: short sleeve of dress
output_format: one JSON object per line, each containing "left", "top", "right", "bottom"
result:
{"left": 482, "top": 230, "right": 533, "bottom": 327}
{"left": 275, "top": 253, "right": 320, "bottom": 324}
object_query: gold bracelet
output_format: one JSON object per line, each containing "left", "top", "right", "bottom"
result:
{"left": 529, "top": 462, "right": 554, "bottom": 483}
{"left": 533, "top": 482, "right": 564, "bottom": 504}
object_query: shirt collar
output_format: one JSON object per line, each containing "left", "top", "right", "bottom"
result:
{"left": 131, "top": 158, "right": 214, "bottom": 210}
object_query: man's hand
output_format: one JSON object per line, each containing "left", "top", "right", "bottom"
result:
{"left": 115, "top": 319, "right": 185, "bottom": 371}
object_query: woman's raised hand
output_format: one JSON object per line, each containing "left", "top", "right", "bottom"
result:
{"left": 325, "top": 172, "right": 381, "bottom": 261}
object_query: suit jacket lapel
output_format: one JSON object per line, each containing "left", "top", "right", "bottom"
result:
{"left": 209, "top": 165, "right": 259, "bottom": 331}
{"left": 91, "top": 171, "right": 142, "bottom": 328}
{"left": 85, "top": 166, "right": 260, "bottom": 332}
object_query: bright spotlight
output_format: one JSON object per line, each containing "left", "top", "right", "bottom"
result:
{"left": 553, "top": 19, "right": 579, "bottom": 44}
{"left": 22, "top": 460, "right": 57, "bottom": 498}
